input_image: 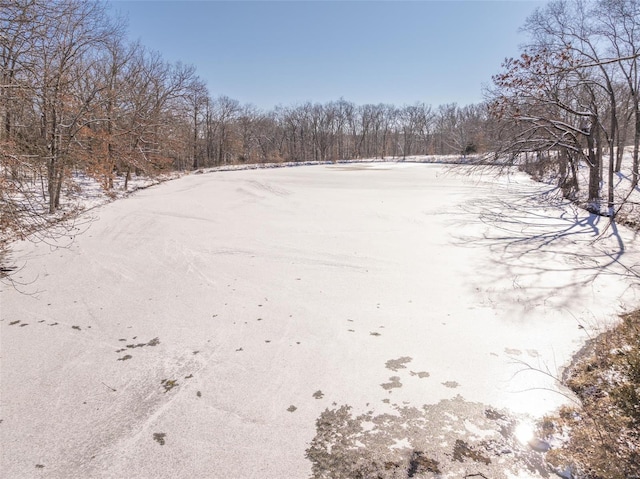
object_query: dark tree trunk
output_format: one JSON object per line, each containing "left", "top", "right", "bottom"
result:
{"left": 587, "top": 124, "right": 600, "bottom": 208}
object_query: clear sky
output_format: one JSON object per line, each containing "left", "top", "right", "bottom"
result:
{"left": 108, "top": 0, "right": 544, "bottom": 111}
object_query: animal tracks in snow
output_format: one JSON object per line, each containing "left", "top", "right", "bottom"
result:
{"left": 115, "top": 336, "right": 161, "bottom": 362}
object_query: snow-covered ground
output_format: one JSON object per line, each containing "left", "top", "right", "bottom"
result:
{"left": 1, "top": 162, "right": 639, "bottom": 478}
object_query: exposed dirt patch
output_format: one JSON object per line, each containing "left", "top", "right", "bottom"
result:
{"left": 385, "top": 357, "right": 413, "bottom": 372}
{"left": 381, "top": 376, "right": 402, "bottom": 391}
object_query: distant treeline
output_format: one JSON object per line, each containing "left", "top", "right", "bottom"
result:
{"left": 0, "top": 1, "right": 494, "bottom": 214}
{"left": 1, "top": 0, "right": 640, "bottom": 232}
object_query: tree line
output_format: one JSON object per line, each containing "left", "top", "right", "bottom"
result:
{"left": 0, "top": 0, "right": 488, "bottom": 231}
{"left": 2, "top": 0, "right": 640, "bottom": 249}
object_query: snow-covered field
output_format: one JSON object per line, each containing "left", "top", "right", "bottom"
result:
{"left": 1, "top": 162, "right": 639, "bottom": 478}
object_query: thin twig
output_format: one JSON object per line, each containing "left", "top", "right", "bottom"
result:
{"left": 101, "top": 381, "right": 116, "bottom": 392}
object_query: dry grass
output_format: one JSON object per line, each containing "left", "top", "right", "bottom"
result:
{"left": 541, "top": 311, "right": 640, "bottom": 479}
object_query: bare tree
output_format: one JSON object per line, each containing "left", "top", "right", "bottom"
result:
{"left": 488, "top": 0, "right": 640, "bottom": 216}
{"left": 595, "top": 0, "right": 640, "bottom": 184}
{"left": 24, "top": 0, "right": 121, "bottom": 212}
{"left": 183, "top": 76, "right": 208, "bottom": 169}
{"left": 207, "top": 95, "right": 240, "bottom": 165}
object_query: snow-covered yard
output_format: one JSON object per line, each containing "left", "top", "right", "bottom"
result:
{"left": 1, "top": 162, "right": 639, "bottom": 478}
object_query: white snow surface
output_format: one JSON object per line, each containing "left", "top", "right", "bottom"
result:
{"left": 1, "top": 162, "right": 639, "bottom": 478}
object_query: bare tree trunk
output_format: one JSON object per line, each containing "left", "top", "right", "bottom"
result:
{"left": 47, "top": 114, "right": 58, "bottom": 213}
{"left": 633, "top": 106, "right": 640, "bottom": 187}
{"left": 47, "top": 158, "right": 56, "bottom": 214}
{"left": 192, "top": 103, "right": 199, "bottom": 170}
{"left": 608, "top": 105, "right": 617, "bottom": 215}
{"left": 54, "top": 163, "right": 64, "bottom": 210}
{"left": 596, "top": 126, "right": 603, "bottom": 183}
{"left": 587, "top": 126, "right": 600, "bottom": 208}
{"left": 615, "top": 124, "right": 626, "bottom": 173}
{"left": 558, "top": 148, "right": 567, "bottom": 188}
{"left": 608, "top": 137, "right": 615, "bottom": 215}
{"left": 124, "top": 165, "right": 131, "bottom": 190}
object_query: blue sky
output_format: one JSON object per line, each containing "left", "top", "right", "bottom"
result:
{"left": 109, "top": 1, "right": 544, "bottom": 111}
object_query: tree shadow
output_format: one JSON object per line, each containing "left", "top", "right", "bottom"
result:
{"left": 448, "top": 182, "right": 639, "bottom": 317}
